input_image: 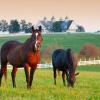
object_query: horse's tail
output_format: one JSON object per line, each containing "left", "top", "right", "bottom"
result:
{"left": 0, "top": 48, "right": 7, "bottom": 81}
{"left": 66, "top": 48, "right": 73, "bottom": 72}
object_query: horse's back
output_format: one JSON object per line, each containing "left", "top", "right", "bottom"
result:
{"left": 52, "top": 49, "right": 66, "bottom": 70}
{"left": 1, "top": 40, "right": 21, "bottom": 50}
{"left": 1, "top": 40, "right": 21, "bottom": 62}
{"left": 52, "top": 49, "right": 65, "bottom": 62}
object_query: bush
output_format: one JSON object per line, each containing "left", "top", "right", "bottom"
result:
{"left": 79, "top": 43, "right": 99, "bottom": 59}
{"left": 41, "top": 43, "right": 62, "bottom": 63}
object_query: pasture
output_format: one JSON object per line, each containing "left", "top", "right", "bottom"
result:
{"left": 0, "top": 33, "right": 100, "bottom": 52}
{"left": 0, "top": 66, "right": 100, "bottom": 100}
{"left": 0, "top": 33, "right": 100, "bottom": 100}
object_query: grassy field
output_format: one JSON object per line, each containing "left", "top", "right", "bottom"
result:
{"left": 0, "top": 33, "right": 100, "bottom": 100}
{"left": 0, "top": 66, "right": 100, "bottom": 100}
{"left": 0, "top": 33, "right": 100, "bottom": 52}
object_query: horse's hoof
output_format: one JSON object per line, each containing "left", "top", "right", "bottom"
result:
{"left": 27, "top": 85, "right": 31, "bottom": 89}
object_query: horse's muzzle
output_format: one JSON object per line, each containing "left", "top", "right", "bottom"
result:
{"left": 35, "top": 42, "right": 41, "bottom": 51}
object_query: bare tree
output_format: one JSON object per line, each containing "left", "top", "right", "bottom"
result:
{"left": 41, "top": 44, "right": 62, "bottom": 63}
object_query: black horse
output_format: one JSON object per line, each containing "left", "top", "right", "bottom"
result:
{"left": 0, "top": 26, "right": 43, "bottom": 89}
{"left": 52, "top": 48, "right": 79, "bottom": 87}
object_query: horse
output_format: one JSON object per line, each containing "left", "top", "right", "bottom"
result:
{"left": 52, "top": 48, "right": 79, "bottom": 87}
{"left": 0, "top": 26, "right": 43, "bottom": 89}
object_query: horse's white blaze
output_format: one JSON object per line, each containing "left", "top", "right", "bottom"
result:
{"left": 36, "top": 33, "right": 38, "bottom": 38}
{"left": 35, "top": 32, "right": 39, "bottom": 49}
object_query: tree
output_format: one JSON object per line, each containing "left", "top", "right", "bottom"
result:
{"left": 9, "top": 20, "right": 20, "bottom": 33}
{"left": 76, "top": 25, "right": 85, "bottom": 32}
{"left": 20, "top": 20, "right": 27, "bottom": 32}
{"left": 80, "top": 44, "right": 99, "bottom": 59}
{"left": 41, "top": 44, "right": 62, "bottom": 63}
{"left": 0, "top": 20, "right": 8, "bottom": 32}
{"left": 53, "top": 21, "right": 62, "bottom": 32}
{"left": 25, "top": 22, "right": 32, "bottom": 33}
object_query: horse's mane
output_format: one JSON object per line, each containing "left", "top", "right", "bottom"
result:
{"left": 66, "top": 48, "right": 74, "bottom": 72}
{"left": 24, "top": 35, "right": 36, "bottom": 52}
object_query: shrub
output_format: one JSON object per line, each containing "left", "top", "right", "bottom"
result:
{"left": 79, "top": 43, "right": 99, "bottom": 59}
{"left": 41, "top": 43, "right": 62, "bottom": 63}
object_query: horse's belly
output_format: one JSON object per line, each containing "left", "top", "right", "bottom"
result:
{"left": 27, "top": 52, "right": 40, "bottom": 66}
{"left": 7, "top": 53, "right": 22, "bottom": 67}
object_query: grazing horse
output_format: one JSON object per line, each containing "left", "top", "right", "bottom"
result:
{"left": 0, "top": 26, "right": 43, "bottom": 89}
{"left": 52, "top": 48, "right": 79, "bottom": 87}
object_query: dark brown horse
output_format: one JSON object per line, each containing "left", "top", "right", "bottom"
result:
{"left": 0, "top": 26, "right": 43, "bottom": 89}
{"left": 52, "top": 49, "right": 79, "bottom": 87}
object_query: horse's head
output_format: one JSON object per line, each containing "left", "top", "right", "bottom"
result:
{"left": 31, "top": 26, "right": 43, "bottom": 51}
{"left": 66, "top": 50, "right": 79, "bottom": 87}
{"left": 68, "top": 72, "right": 79, "bottom": 87}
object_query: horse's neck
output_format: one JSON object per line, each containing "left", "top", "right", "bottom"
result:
{"left": 24, "top": 38, "right": 31, "bottom": 45}
{"left": 23, "top": 38, "right": 35, "bottom": 51}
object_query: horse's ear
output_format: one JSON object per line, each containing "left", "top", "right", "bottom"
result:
{"left": 32, "top": 26, "right": 34, "bottom": 31}
{"left": 75, "top": 72, "right": 79, "bottom": 76}
{"left": 39, "top": 26, "right": 42, "bottom": 31}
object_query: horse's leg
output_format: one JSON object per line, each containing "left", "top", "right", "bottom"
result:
{"left": 0, "top": 65, "right": 7, "bottom": 87}
{"left": 29, "top": 67, "right": 36, "bottom": 88}
{"left": 0, "top": 69, "right": 3, "bottom": 87}
{"left": 53, "top": 69, "right": 56, "bottom": 85}
{"left": 65, "top": 71, "right": 68, "bottom": 82}
{"left": 62, "top": 71, "right": 66, "bottom": 86}
{"left": 24, "top": 63, "right": 30, "bottom": 89}
{"left": 11, "top": 67, "right": 17, "bottom": 88}
{"left": 66, "top": 71, "right": 70, "bottom": 87}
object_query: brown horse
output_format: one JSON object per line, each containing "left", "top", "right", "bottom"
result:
{"left": 0, "top": 26, "right": 43, "bottom": 89}
{"left": 52, "top": 49, "right": 79, "bottom": 87}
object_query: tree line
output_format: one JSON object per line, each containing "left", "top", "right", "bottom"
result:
{"left": 0, "top": 20, "right": 32, "bottom": 33}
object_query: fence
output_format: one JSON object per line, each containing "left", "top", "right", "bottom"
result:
{"left": 0, "top": 59, "right": 100, "bottom": 69}
{"left": 78, "top": 58, "right": 100, "bottom": 66}
{"left": 38, "top": 59, "right": 100, "bottom": 68}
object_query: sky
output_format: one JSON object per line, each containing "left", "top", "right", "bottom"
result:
{"left": 0, "top": 0, "right": 100, "bottom": 32}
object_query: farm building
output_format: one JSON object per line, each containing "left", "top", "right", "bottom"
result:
{"left": 36, "top": 16, "right": 85, "bottom": 33}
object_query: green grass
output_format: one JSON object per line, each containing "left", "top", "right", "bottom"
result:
{"left": 0, "top": 66, "right": 100, "bottom": 100}
{"left": 78, "top": 65, "right": 100, "bottom": 72}
{"left": 1, "top": 33, "right": 100, "bottom": 52}
{"left": 0, "top": 33, "right": 100, "bottom": 99}
{"left": 42, "top": 33, "right": 100, "bottom": 52}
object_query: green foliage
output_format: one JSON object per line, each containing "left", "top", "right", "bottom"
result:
{"left": 53, "top": 21, "right": 62, "bottom": 32}
{"left": 9, "top": 20, "right": 20, "bottom": 33}
{"left": 0, "top": 66, "right": 100, "bottom": 100}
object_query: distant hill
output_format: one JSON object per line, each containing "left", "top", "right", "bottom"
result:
{"left": 0, "top": 33, "right": 100, "bottom": 53}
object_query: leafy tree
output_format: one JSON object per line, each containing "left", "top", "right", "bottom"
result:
{"left": 80, "top": 43, "right": 99, "bottom": 59}
{"left": 25, "top": 22, "right": 32, "bottom": 33}
{"left": 20, "top": 20, "right": 27, "bottom": 32}
{"left": 53, "top": 21, "right": 62, "bottom": 32}
{"left": 0, "top": 20, "right": 8, "bottom": 32}
{"left": 76, "top": 25, "right": 85, "bottom": 32}
{"left": 9, "top": 20, "right": 20, "bottom": 33}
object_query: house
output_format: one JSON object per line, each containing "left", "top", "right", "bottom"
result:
{"left": 60, "top": 20, "right": 73, "bottom": 32}
{"left": 36, "top": 16, "right": 84, "bottom": 33}
{"left": 67, "top": 21, "right": 77, "bottom": 32}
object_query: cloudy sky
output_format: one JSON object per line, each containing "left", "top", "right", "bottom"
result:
{"left": 0, "top": 0, "right": 100, "bottom": 32}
